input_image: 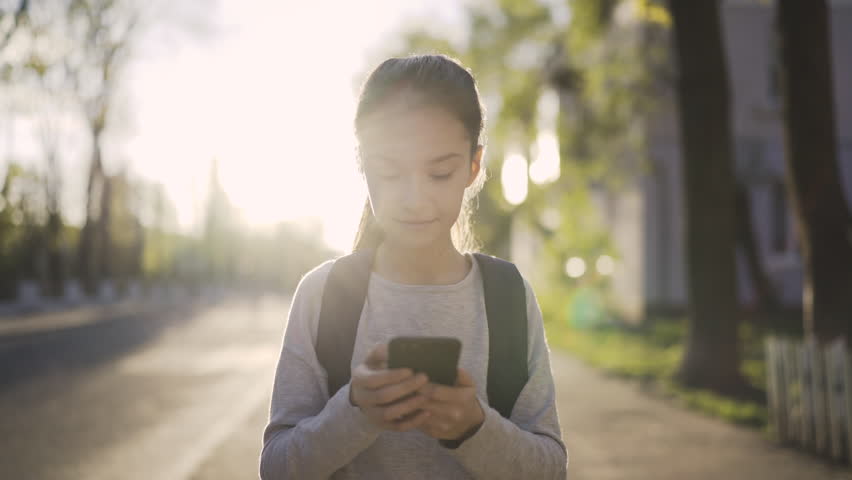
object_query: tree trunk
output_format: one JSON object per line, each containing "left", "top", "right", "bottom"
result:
{"left": 44, "top": 210, "right": 64, "bottom": 298}
{"left": 43, "top": 144, "right": 65, "bottom": 298}
{"left": 668, "top": 0, "right": 747, "bottom": 394}
{"left": 777, "top": 0, "right": 852, "bottom": 343}
{"left": 98, "top": 175, "right": 113, "bottom": 282}
{"left": 78, "top": 129, "right": 104, "bottom": 295}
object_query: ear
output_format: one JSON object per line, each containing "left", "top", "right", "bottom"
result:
{"left": 466, "top": 145, "right": 484, "bottom": 188}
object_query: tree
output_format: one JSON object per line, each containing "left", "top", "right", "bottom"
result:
{"left": 1, "top": 0, "right": 142, "bottom": 294}
{"left": 64, "top": 0, "right": 143, "bottom": 294}
{"left": 776, "top": 0, "right": 852, "bottom": 343}
{"left": 202, "top": 159, "right": 241, "bottom": 282}
{"left": 36, "top": 108, "right": 68, "bottom": 297}
{"left": 0, "top": 0, "right": 27, "bottom": 51}
{"left": 667, "top": 0, "right": 747, "bottom": 393}
{"left": 0, "top": 163, "right": 45, "bottom": 299}
{"left": 2, "top": 0, "right": 212, "bottom": 295}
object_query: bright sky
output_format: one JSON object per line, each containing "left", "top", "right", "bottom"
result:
{"left": 120, "top": 0, "right": 465, "bottom": 252}
{"left": 1, "top": 0, "right": 565, "bottom": 253}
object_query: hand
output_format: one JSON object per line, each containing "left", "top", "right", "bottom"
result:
{"left": 417, "top": 368, "right": 485, "bottom": 441}
{"left": 350, "top": 343, "right": 433, "bottom": 432}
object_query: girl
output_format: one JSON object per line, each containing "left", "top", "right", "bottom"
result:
{"left": 260, "top": 54, "right": 567, "bottom": 479}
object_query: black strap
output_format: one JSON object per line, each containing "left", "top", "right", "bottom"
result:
{"left": 316, "top": 248, "right": 376, "bottom": 398}
{"left": 316, "top": 250, "right": 529, "bottom": 419}
{"left": 473, "top": 253, "right": 528, "bottom": 419}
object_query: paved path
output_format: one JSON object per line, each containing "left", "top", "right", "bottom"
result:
{"left": 552, "top": 350, "right": 852, "bottom": 479}
{"left": 5, "top": 295, "right": 852, "bottom": 479}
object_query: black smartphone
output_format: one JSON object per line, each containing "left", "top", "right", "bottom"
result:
{"left": 388, "top": 336, "right": 462, "bottom": 386}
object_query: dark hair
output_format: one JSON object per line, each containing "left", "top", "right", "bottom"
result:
{"left": 352, "top": 54, "right": 486, "bottom": 252}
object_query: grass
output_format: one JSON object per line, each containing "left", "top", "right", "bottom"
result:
{"left": 541, "top": 298, "right": 770, "bottom": 429}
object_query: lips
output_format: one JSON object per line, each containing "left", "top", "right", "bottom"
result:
{"left": 396, "top": 219, "right": 437, "bottom": 226}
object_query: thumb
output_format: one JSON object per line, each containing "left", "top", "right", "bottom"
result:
{"left": 455, "top": 367, "right": 475, "bottom": 387}
{"left": 365, "top": 343, "right": 388, "bottom": 369}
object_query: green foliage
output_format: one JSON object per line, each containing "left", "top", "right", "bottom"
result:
{"left": 542, "top": 312, "right": 769, "bottom": 428}
{"left": 661, "top": 381, "right": 768, "bottom": 427}
{"left": 0, "top": 157, "right": 333, "bottom": 298}
{"left": 0, "top": 162, "right": 46, "bottom": 297}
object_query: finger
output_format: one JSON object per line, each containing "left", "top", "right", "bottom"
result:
{"left": 364, "top": 343, "right": 389, "bottom": 368}
{"left": 426, "top": 383, "right": 464, "bottom": 402}
{"left": 420, "top": 400, "right": 466, "bottom": 423}
{"left": 355, "top": 366, "right": 413, "bottom": 390}
{"left": 381, "top": 392, "right": 430, "bottom": 422}
{"left": 415, "top": 382, "right": 437, "bottom": 397}
{"left": 455, "top": 368, "right": 475, "bottom": 387}
{"left": 372, "top": 373, "right": 429, "bottom": 406}
{"left": 390, "top": 409, "right": 432, "bottom": 432}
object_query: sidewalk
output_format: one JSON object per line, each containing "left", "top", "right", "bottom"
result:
{"left": 0, "top": 300, "right": 153, "bottom": 338}
{"left": 552, "top": 349, "right": 852, "bottom": 479}
{"left": 0, "top": 293, "right": 221, "bottom": 341}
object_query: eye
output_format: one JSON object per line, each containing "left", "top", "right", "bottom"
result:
{"left": 372, "top": 169, "right": 400, "bottom": 180}
{"left": 431, "top": 172, "right": 453, "bottom": 181}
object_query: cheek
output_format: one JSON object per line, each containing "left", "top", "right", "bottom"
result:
{"left": 422, "top": 179, "right": 466, "bottom": 221}
{"left": 441, "top": 178, "right": 468, "bottom": 216}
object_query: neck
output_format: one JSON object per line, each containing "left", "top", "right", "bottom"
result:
{"left": 374, "top": 237, "right": 471, "bottom": 285}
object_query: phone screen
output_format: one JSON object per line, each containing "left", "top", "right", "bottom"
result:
{"left": 388, "top": 336, "right": 462, "bottom": 386}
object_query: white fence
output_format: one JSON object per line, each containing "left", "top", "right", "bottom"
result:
{"left": 765, "top": 336, "right": 852, "bottom": 462}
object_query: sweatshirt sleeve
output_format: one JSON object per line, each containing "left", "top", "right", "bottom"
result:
{"left": 259, "top": 262, "right": 383, "bottom": 480}
{"left": 444, "top": 277, "right": 568, "bottom": 479}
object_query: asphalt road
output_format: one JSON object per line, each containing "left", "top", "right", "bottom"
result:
{"left": 0, "top": 295, "right": 286, "bottom": 480}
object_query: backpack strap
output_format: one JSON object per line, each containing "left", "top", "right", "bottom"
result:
{"left": 316, "top": 250, "right": 529, "bottom": 419}
{"left": 316, "top": 248, "right": 376, "bottom": 399}
{"left": 473, "top": 253, "right": 529, "bottom": 419}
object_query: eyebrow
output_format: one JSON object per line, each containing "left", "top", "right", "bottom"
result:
{"left": 428, "top": 153, "right": 462, "bottom": 164}
{"left": 369, "top": 153, "right": 462, "bottom": 164}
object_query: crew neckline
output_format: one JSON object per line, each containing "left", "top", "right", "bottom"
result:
{"left": 369, "top": 252, "right": 479, "bottom": 293}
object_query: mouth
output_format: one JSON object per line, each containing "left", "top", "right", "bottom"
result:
{"left": 395, "top": 219, "right": 438, "bottom": 226}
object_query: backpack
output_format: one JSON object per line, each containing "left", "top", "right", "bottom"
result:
{"left": 315, "top": 248, "right": 529, "bottom": 419}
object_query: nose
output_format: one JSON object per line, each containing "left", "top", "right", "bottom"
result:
{"left": 399, "top": 174, "right": 429, "bottom": 213}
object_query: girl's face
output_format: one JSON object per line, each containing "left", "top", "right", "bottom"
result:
{"left": 358, "top": 99, "right": 482, "bottom": 251}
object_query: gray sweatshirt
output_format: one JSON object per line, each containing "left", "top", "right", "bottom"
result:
{"left": 259, "top": 255, "right": 568, "bottom": 479}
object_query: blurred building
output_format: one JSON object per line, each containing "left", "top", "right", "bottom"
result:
{"left": 603, "top": 0, "right": 852, "bottom": 321}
